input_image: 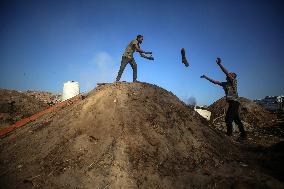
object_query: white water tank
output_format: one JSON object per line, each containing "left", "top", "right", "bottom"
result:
{"left": 62, "top": 81, "right": 80, "bottom": 101}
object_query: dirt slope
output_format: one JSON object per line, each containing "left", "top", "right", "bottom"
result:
{"left": 0, "top": 89, "right": 50, "bottom": 127}
{"left": 24, "top": 91, "right": 61, "bottom": 105}
{"left": 208, "top": 97, "right": 277, "bottom": 132}
{"left": 0, "top": 83, "right": 282, "bottom": 189}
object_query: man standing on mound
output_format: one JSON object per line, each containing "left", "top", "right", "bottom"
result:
{"left": 116, "top": 35, "right": 154, "bottom": 82}
{"left": 201, "top": 57, "right": 246, "bottom": 140}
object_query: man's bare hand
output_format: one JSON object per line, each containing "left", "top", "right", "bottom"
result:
{"left": 216, "top": 57, "right": 221, "bottom": 65}
{"left": 145, "top": 52, "right": 152, "bottom": 54}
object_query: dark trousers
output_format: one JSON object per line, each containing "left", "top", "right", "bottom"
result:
{"left": 116, "top": 56, "right": 137, "bottom": 82}
{"left": 225, "top": 100, "right": 246, "bottom": 137}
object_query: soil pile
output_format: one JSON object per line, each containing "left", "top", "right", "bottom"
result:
{"left": 24, "top": 90, "right": 61, "bottom": 105}
{"left": 208, "top": 97, "right": 277, "bottom": 132}
{"left": 0, "top": 83, "right": 282, "bottom": 189}
{"left": 0, "top": 89, "right": 50, "bottom": 127}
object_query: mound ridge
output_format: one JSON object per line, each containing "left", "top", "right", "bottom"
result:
{"left": 0, "top": 82, "right": 282, "bottom": 189}
{"left": 208, "top": 97, "right": 277, "bottom": 132}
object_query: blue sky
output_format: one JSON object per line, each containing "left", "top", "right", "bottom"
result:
{"left": 0, "top": 0, "right": 283, "bottom": 105}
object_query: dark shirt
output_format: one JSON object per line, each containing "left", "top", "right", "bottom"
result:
{"left": 222, "top": 78, "right": 239, "bottom": 101}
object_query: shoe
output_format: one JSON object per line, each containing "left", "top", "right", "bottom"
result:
{"left": 181, "top": 48, "right": 189, "bottom": 67}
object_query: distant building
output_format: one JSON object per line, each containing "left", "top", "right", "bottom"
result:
{"left": 254, "top": 95, "right": 284, "bottom": 111}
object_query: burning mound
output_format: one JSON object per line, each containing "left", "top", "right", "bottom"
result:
{"left": 0, "top": 83, "right": 282, "bottom": 188}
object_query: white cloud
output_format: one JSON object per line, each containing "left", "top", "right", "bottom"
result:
{"left": 92, "top": 52, "right": 114, "bottom": 69}
{"left": 79, "top": 52, "right": 118, "bottom": 92}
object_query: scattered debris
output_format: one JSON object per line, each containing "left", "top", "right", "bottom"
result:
{"left": 25, "top": 90, "right": 61, "bottom": 105}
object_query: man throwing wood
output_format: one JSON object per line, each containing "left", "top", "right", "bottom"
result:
{"left": 116, "top": 35, "right": 154, "bottom": 82}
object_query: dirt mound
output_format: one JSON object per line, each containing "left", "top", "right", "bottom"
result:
{"left": 24, "top": 90, "right": 61, "bottom": 106}
{"left": 0, "top": 83, "right": 282, "bottom": 189}
{"left": 0, "top": 89, "right": 50, "bottom": 127}
{"left": 208, "top": 97, "right": 277, "bottom": 132}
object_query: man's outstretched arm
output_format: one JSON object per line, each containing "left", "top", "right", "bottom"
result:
{"left": 216, "top": 57, "right": 234, "bottom": 80}
{"left": 134, "top": 44, "right": 152, "bottom": 54}
{"left": 139, "top": 52, "right": 154, "bottom": 60}
{"left": 134, "top": 44, "right": 154, "bottom": 60}
{"left": 200, "top": 75, "right": 222, "bottom": 86}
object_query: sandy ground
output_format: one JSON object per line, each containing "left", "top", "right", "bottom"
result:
{"left": 0, "top": 82, "right": 283, "bottom": 189}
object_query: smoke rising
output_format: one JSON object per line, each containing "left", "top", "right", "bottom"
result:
{"left": 187, "top": 96, "right": 197, "bottom": 106}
